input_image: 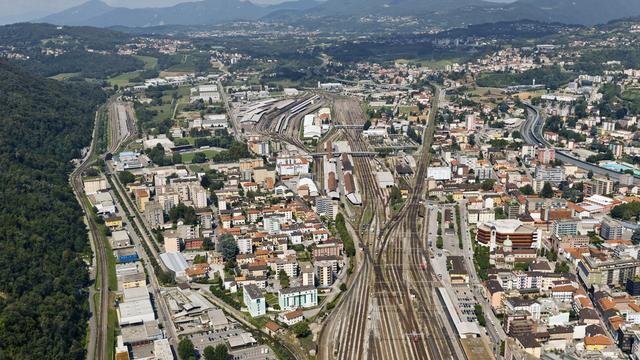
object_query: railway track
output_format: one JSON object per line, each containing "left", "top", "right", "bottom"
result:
{"left": 73, "top": 99, "right": 136, "bottom": 360}
{"left": 320, "top": 88, "right": 461, "bottom": 360}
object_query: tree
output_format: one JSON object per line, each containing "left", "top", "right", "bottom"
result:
{"left": 555, "top": 261, "right": 570, "bottom": 273}
{"left": 389, "top": 186, "right": 403, "bottom": 206}
{"left": 363, "top": 119, "right": 372, "bottom": 130}
{"left": 204, "top": 344, "right": 228, "bottom": 360}
{"left": 519, "top": 184, "right": 535, "bottom": 195}
{"left": 481, "top": 179, "right": 496, "bottom": 191}
{"left": 340, "top": 283, "right": 347, "bottom": 292}
{"left": 279, "top": 270, "right": 290, "bottom": 288}
{"left": 118, "top": 170, "right": 135, "bottom": 184}
{"left": 172, "top": 152, "right": 182, "bottom": 164}
{"left": 203, "top": 346, "right": 216, "bottom": 360}
{"left": 213, "top": 344, "right": 229, "bottom": 360}
{"left": 540, "top": 182, "right": 554, "bottom": 198}
{"left": 168, "top": 203, "right": 197, "bottom": 224}
{"left": 178, "top": 339, "right": 196, "bottom": 360}
{"left": 203, "top": 237, "right": 214, "bottom": 250}
{"left": 192, "top": 152, "right": 207, "bottom": 163}
{"left": 632, "top": 228, "right": 640, "bottom": 244}
{"left": 292, "top": 321, "right": 311, "bottom": 338}
{"left": 218, "top": 234, "right": 238, "bottom": 260}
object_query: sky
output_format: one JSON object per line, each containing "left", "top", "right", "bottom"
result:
{"left": 0, "top": 0, "right": 289, "bottom": 24}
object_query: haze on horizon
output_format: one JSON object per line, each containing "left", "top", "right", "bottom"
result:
{"left": 0, "top": 0, "right": 295, "bottom": 24}
{"left": 0, "top": 0, "right": 518, "bottom": 25}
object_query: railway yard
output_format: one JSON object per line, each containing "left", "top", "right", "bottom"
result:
{"left": 314, "top": 90, "right": 465, "bottom": 360}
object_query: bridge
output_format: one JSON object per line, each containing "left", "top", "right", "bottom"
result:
{"left": 333, "top": 124, "right": 364, "bottom": 129}
{"left": 309, "top": 151, "right": 378, "bottom": 157}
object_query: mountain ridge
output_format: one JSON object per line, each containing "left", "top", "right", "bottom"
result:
{"left": 37, "top": 0, "right": 640, "bottom": 28}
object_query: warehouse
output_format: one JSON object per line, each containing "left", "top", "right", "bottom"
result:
{"left": 118, "top": 298, "right": 155, "bottom": 326}
{"left": 303, "top": 114, "right": 322, "bottom": 139}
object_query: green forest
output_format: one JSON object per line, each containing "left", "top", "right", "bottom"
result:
{"left": 0, "top": 23, "right": 143, "bottom": 79}
{"left": 475, "top": 65, "right": 576, "bottom": 89}
{"left": 0, "top": 60, "right": 106, "bottom": 358}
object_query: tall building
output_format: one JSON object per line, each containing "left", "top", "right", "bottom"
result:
{"left": 600, "top": 217, "right": 625, "bottom": 241}
{"left": 552, "top": 219, "right": 578, "bottom": 238}
{"left": 301, "top": 263, "right": 315, "bottom": 287}
{"left": 145, "top": 201, "right": 165, "bottom": 229}
{"left": 593, "top": 177, "right": 614, "bottom": 196}
{"left": 164, "top": 232, "right": 181, "bottom": 253}
{"left": 316, "top": 197, "right": 339, "bottom": 220}
{"left": 536, "top": 148, "right": 555, "bottom": 165}
{"left": 316, "top": 261, "right": 334, "bottom": 288}
{"left": 243, "top": 284, "right": 266, "bottom": 318}
{"left": 578, "top": 255, "right": 640, "bottom": 288}
{"left": 535, "top": 165, "right": 565, "bottom": 184}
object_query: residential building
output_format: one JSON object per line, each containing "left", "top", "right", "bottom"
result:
{"left": 578, "top": 255, "right": 640, "bottom": 288}
{"left": 552, "top": 219, "right": 578, "bottom": 238}
{"left": 600, "top": 217, "right": 625, "bottom": 241}
{"left": 278, "top": 286, "right": 318, "bottom": 311}
{"left": 243, "top": 284, "right": 266, "bottom": 317}
{"left": 145, "top": 201, "right": 164, "bottom": 229}
{"left": 316, "top": 261, "right": 334, "bottom": 288}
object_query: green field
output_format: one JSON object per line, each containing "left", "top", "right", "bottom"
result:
{"left": 108, "top": 70, "right": 143, "bottom": 87}
{"left": 134, "top": 55, "right": 158, "bottom": 70}
{"left": 182, "top": 149, "right": 220, "bottom": 163}
{"left": 621, "top": 88, "right": 640, "bottom": 101}
{"left": 49, "top": 72, "right": 81, "bottom": 80}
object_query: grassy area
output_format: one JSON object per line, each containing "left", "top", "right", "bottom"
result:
{"left": 49, "top": 72, "right": 81, "bottom": 80}
{"left": 362, "top": 207, "right": 373, "bottom": 228}
{"left": 247, "top": 315, "right": 270, "bottom": 329}
{"left": 134, "top": 55, "right": 158, "bottom": 70}
{"left": 107, "top": 306, "right": 117, "bottom": 360}
{"left": 621, "top": 88, "right": 640, "bottom": 101}
{"left": 102, "top": 236, "right": 118, "bottom": 291}
{"left": 181, "top": 149, "right": 221, "bottom": 163}
{"left": 108, "top": 71, "right": 143, "bottom": 87}
{"left": 265, "top": 293, "right": 278, "bottom": 308}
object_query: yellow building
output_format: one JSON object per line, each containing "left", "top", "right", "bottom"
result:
{"left": 105, "top": 216, "right": 123, "bottom": 229}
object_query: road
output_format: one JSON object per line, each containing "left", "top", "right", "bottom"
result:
{"left": 457, "top": 200, "right": 507, "bottom": 355}
{"left": 106, "top": 162, "right": 178, "bottom": 350}
{"left": 521, "top": 104, "right": 640, "bottom": 185}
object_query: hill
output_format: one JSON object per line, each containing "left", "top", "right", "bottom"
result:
{"left": 0, "top": 60, "right": 106, "bottom": 358}
{"left": 0, "top": 23, "right": 143, "bottom": 78}
{"left": 40, "top": 0, "right": 320, "bottom": 27}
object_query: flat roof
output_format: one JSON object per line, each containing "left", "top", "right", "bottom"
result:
{"left": 437, "top": 288, "right": 481, "bottom": 338}
{"left": 244, "top": 284, "right": 263, "bottom": 300}
{"left": 160, "top": 252, "right": 189, "bottom": 273}
{"left": 228, "top": 332, "right": 256, "bottom": 348}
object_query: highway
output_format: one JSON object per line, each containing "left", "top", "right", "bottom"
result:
{"left": 522, "top": 104, "right": 640, "bottom": 185}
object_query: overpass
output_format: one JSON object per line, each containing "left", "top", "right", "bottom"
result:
{"left": 522, "top": 104, "right": 640, "bottom": 185}
{"left": 309, "top": 151, "right": 378, "bottom": 157}
{"left": 333, "top": 124, "right": 364, "bottom": 129}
